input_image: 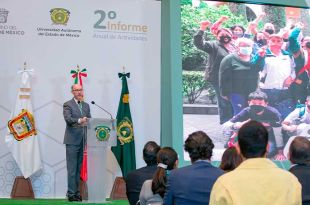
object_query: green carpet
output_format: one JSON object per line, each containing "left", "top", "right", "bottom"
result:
{"left": 0, "top": 199, "right": 129, "bottom": 205}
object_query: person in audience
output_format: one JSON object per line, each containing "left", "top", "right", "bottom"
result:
{"left": 163, "top": 131, "right": 224, "bottom": 205}
{"left": 222, "top": 91, "right": 282, "bottom": 158}
{"left": 194, "top": 19, "right": 235, "bottom": 124}
{"left": 139, "top": 147, "right": 178, "bottom": 205}
{"left": 288, "top": 136, "right": 310, "bottom": 204}
{"left": 219, "top": 147, "right": 242, "bottom": 172}
{"left": 126, "top": 141, "right": 160, "bottom": 205}
{"left": 210, "top": 120, "right": 301, "bottom": 205}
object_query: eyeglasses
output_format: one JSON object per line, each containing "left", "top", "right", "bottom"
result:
{"left": 72, "top": 89, "right": 83, "bottom": 92}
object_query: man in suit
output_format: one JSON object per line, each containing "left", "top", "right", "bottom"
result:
{"left": 163, "top": 131, "right": 224, "bottom": 205}
{"left": 210, "top": 120, "right": 301, "bottom": 205}
{"left": 63, "top": 84, "right": 91, "bottom": 202}
{"left": 289, "top": 136, "right": 310, "bottom": 204}
{"left": 125, "top": 141, "right": 160, "bottom": 205}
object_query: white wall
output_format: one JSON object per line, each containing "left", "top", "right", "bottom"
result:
{"left": 0, "top": 0, "right": 160, "bottom": 198}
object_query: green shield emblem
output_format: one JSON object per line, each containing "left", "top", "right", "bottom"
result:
{"left": 50, "top": 8, "right": 70, "bottom": 25}
{"left": 95, "top": 126, "right": 111, "bottom": 141}
{"left": 117, "top": 117, "right": 134, "bottom": 145}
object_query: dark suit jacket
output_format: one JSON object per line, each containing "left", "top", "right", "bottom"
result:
{"left": 290, "top": 164, "right": 310, "bottom": 204}
{"left": 125, "top": 165, "right": 157, "bottom": 205}
{"left": 63, "top": 98, "right": 91, "bottom": 145}
{"left": 163, "top": 161, "right": 224, "bottom": 205}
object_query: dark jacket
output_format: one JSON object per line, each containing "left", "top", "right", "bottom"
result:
{"left": 163, "top": 161, "right": 224, "bottom": 205}
{"left": 194, "top": 30, "right": 231, "bottom": 85}
{"left": 125, "top": 165, "right": 157, "bottom": 205}
{"left": 219, "top": 53, "right": 262, "bottom": 97}
{"left": 63, "top": 98, "right": 91, "bottom": 145}
{"left": 290, "top": 164, "right": 310, "bottom": 204}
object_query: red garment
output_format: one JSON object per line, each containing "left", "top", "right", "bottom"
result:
{"left": 296, "top": 52, "right": 310, "bottom": 77}
{"left": 80, "top": 147, "right": 87, "bottom": 182}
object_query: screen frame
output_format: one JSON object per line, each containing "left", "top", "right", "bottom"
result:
{"left": 161, "top": 0, "right": 310, "bottom": 168}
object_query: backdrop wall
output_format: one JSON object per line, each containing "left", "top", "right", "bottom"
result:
{"left": 0, "top": 0, "right": 161, "bottom": 198}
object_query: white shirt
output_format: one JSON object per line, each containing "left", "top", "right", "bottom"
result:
{"left": 284, "top": 107, "right": 310, "bottom": 124}
{"left": 260, "top": 53, "right": 295, "bottom": 89}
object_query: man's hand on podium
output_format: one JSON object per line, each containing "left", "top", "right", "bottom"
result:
{"left": 79, "top": 117, "right": 88, "bottom": 126}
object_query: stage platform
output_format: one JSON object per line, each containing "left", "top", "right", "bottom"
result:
{"left": 0, "top": 199, "right": 129, "bottom": 205}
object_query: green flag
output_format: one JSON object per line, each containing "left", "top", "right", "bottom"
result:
{"left": 112, "top": 72, "right": 136, "bottom": 177}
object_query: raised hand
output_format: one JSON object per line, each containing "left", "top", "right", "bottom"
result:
{"left": 200, "top": 20, "right": 211, "bottom": 31}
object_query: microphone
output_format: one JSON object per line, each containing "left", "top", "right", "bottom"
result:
{"left": 91, "top": 101, "right": 113, "bottom": 119}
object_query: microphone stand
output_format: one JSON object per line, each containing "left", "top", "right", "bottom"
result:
{"left": 91, "top": 101, "right": 115, "bottom": 130}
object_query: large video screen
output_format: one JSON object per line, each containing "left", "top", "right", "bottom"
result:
{"left": 182, "top": 0, "right": 310, "bottom": 161}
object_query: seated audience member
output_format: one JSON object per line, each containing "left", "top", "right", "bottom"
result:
{"left": 282, "top": 96, "right": 310, "bottom": 153}
{"left": 222, "top": 91, "right": 281, "bottom": 157}
{"left": 219, "top": 147, "right": 242, "bottom": 172}
{"left": 126, "top": 141, "right": 160, "bottom": 205}
{"left": 139, "top": 147, "right": 178, "bottom": 205}
{"left": 163, "top": 131, "right": 224, "bottom": 205}
{"left": 289, "top": 136, "right": 310, "bottom": 204}
{"left": 210, "top": 120, "right": 301, "bottom": 205}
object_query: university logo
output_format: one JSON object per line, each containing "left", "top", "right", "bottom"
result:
{"left": 95, "top": 125, "right": 111, "bottom": 141}
{"left": 50, "top": 8, "right": 70, "bottom": 25}
{"left": 8, "top": 109, "right": 37, "bottom": 141}
{"left": 0, "top": 8, "right": 9, "bottom": 23}
{"left": 117, "top": 117, "right": 134, "bottom": 145}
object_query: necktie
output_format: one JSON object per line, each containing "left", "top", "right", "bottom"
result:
{"left": 78, "top": 102, "right": 83, "bottom": 115}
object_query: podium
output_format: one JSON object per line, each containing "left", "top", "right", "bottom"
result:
{"left": 86, "top": 118, "right": 116, "bottom": 203}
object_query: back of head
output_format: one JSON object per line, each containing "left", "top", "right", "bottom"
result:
{"left": 143, "top": 141, "right": 160, "bottom": 166}
{"left": 238, "top": 120, "right": 268, "bottom": 158}
{"left": 220, "top": 147, "right": 243, "bottom": 172}
{"left": 156, "top": 147, "right": 178, "bottom": 171}
{"left": 152, "top": 147, "right": 178, "bottom": 198}
{"left": 184, "top": 131, "right": 214, "bottom": 162}
{"left": 289, "top": 136, "right": 310, "bottom": 165}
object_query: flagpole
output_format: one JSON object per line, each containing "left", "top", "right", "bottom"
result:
{"left": 10, "top": 62, "right": 37, "bottom": 199}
